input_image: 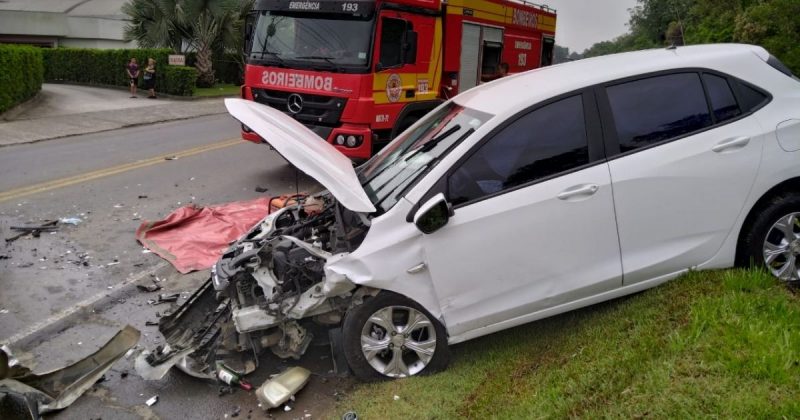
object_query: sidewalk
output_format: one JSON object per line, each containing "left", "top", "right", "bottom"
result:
{"left": 0, "top": 84, "right": 229, "bottom": 147}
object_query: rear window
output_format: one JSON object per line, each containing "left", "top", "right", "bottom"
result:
{"left": 704, "top": 74, "right": 741, "bottom": 123}
{"left": 737, "top": 83, "right": 769, "bottom": 113}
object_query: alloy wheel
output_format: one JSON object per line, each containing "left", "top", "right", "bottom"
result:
{"left": 360, "top": 305, "right": 437, "bottom": 378}
{"left": 762, "top": 212, "right": 800, "bottom": 281}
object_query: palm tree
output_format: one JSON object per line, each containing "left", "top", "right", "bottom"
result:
{"left": 123, "top": 0, "right": 251, "bottom": 87}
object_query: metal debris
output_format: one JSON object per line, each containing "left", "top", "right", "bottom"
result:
{"left": 0, "top": 326, "right": 140, "bottom": 416}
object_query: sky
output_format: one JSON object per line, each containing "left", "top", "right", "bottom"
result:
{"left": 540, "top": 0, "right": 639, "bottom": 53}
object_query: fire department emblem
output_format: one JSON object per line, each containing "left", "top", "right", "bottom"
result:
{"left": 386, "top": 73, "right": 402, "bottom": 103}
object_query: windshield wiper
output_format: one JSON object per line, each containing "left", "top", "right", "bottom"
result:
{"left": 295, "top": 55, "right": 342, "bottom": 72}
{"left": 404, "top": 124, "right": 462, "bottom": 162}
{"left": 257, "top": 50, "right": 287, "bottom": 67}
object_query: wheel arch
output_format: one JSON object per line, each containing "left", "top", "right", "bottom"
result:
{"left": 735, "top": 176, "right": 800, "bottom": 265}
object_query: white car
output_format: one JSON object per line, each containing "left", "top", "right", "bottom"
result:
{"left": 141, "top": 44, "right": 800, "bottom": 381}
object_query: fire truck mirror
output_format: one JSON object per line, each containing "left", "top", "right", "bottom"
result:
{"left": 403, "top": 30, "right": 418, "bottom": 65}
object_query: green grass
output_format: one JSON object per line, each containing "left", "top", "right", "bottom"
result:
{"left": 193, "top": 83, "right": 239, "bottom": 97}
{"left": 333, "top": 269, "right": 800, "bottom": 418}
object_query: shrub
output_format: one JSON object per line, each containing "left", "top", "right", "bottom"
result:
{"left": 0, "top": 45, "right": 44, "bottom": 113}
{"left": 162, "top": 66, "right": 197, "bottom": 96}
{"left": 42, "top": 48, "right": 197, "bottom": 96}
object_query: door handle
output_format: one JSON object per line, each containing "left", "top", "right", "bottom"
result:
{"left": 557, "top": 184, "right": 599, "bottom": 200}
{"left": 712, "top": 136, "right": 750, "bottom": 153}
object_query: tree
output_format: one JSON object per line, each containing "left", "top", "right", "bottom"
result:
{"left": 578, "top": 0, "right": 800, "bottom": 74}
{"left": 123, "top": 0, "right": 252, "bottom": 87}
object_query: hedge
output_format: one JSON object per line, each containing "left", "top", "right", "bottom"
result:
{"left": 42, "top": 48, "right": 196, "bottom": 96}
{"left": 0, "top": 45, "right": 44, "bottom": 113}
{"left": 163, "top": 66, "right": 198, "bottom": 96}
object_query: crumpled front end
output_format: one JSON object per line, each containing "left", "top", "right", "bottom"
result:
{"left": 136, "top": 194, "right": 372, "bottom": 379}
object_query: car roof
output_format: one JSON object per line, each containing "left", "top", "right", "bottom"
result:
{"left": 454, "top": 44, "right": 769, "bottom": 117}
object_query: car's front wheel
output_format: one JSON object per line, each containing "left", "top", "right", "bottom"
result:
{"left": 342, "top": 292, "right": 450, "bottom": 380}
{"left": 740, "top": 194, "right": 800, "bottom": 282}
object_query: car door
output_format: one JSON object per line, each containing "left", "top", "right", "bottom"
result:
{"left": 601, "top": 72, "right": 767, "bottom": 284}
{"left": 419, "top": 92, "right": 623, "bottom": 338}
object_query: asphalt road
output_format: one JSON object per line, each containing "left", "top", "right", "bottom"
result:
{"left": 0, "top": 115, "right": 351, "bottom": 419}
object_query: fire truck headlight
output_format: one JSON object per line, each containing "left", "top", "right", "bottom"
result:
{"left": 346, "top": 135, "right": 359, "bottom": 147}
{"left": 335, "top": 134, "right": 346, "bottom": 145}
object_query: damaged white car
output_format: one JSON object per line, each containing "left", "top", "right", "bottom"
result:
{"left": 138, "top": 44, "right": 800, "bottom": 381}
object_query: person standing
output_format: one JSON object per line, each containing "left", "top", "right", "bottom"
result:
{"left": 144, "top": 58, "right": 157, "bottom": 99}
{"left": 127, "top": 58, "right": 140, "bottom": 98}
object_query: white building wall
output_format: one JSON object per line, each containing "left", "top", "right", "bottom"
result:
{"left": 0, "top": 0, "right": 133, "bottom": 49}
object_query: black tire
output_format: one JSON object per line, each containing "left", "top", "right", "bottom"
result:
{"left": 342, "top": 292, "right": 450, "bottom": 381}
{"left": 738, "top": 193, "right": 800, "bottom": 281}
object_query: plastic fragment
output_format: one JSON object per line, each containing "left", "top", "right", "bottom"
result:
{"left": 59, "top": 217, "right": 82, "bottom": 225}
{"left": 146, "top": 395, "right": 158, "bottom": 406}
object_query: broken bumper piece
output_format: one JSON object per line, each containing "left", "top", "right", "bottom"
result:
{"left": 0, "top": 325, "right": 140, "bottom": 418}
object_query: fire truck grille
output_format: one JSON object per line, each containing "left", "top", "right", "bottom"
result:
{"left": 251, "top": 89, "right": 347, "bottom": 126}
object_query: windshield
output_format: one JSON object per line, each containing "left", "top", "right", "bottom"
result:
{"left": 358, "top": 103, "right": 493, "bottom": 212}
{"left": 248, "top": 11, "right": 374, "bottom": 71}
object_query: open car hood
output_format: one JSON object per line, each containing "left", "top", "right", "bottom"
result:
{"left": 225, "top": 99, "right": 376, "bottom": 213}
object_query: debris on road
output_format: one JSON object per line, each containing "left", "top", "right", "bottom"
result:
{"left": 0, "top": 326, "right": 140, "bottom": 417}
{"left": 6, "top": 220, "right": 58, "bottom": 242}
{"left": 164, "top": 156, "right": 178, "bottom": 161}
{"left": 138, "top": 195, "right": 148, "bottom": 199}
{"left": 217, "top": 364, "right": 253, "bottom": 391}
{"left": 0, "top": 309, "right": 8, "bottom": 314}
{"left": 58, "top": 217, "right": 82, "bottom": 225}
{"left": 254, "top": 186, "right": 269, "bottom": 193}
{"left": 146, "top": 293, "right": 179, "bottom": 305}
{"left": 145, "top": 321, "right": 160, "bottom": 326}
{"left": 136, "top": 283, "right": 162, "bottom": 293}
{"left": 145, "top": 395, "right": 158, "bottom": 406}
{"left": 255, "top": 367, "right": 311, "bottom": 410}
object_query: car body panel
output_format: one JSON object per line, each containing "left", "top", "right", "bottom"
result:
{"left": 421, "top": 164, "right": 622, "bottom": 337}
{"left": 225, "top": 98, "right": 376, "bottom": 213}
{"left": 608, "top": 116, "right": 766, "bottom": 284}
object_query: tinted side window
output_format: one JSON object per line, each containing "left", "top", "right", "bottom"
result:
{"left": 607, "top": 73, "right": 712, "bottom": 152}
{"left": 379, "top": 18, "right": 406, "bottom": 68}
{"left": 704, "top": 74, "right": 741, "bottom": 122}
{"left": 448, "top": 95, "right": 589, "bottom": 205}
{"left": 738, "top": 83, "right": 769, "bottom": 113}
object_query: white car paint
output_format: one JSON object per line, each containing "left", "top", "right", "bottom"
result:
{"left": 225, "top": 98, "right": 376, "bottom": 213}
{"left": 229, "top": 44, "right": 800, "bottom": 347}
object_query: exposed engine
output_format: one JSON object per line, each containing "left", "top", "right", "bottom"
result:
{"left": 136, "top": 194, "right": 369, "bottom": 379}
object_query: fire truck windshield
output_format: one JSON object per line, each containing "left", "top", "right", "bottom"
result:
{"left": 248, "top": 11, "right": 374, "bottom": 72}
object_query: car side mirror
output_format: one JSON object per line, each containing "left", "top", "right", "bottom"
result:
{"left": 413, "top": 193, "right": 454, "bottom": 234}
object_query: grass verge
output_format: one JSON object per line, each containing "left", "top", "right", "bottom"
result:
{"left": 193, "top": 83, "right": 239, "bottom": 97}
{"left": 333, "top": 269, "right": 800, "bottom": 418}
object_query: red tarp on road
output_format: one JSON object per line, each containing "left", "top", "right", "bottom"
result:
{"left": 136, "top": 198, "right": 270, "bottom": 273}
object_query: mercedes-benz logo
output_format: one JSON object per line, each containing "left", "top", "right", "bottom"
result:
{"left": 287, "top": 93, "right": 303, "bottom": 114}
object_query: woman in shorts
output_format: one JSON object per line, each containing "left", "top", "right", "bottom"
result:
{"left": 143, "top": 58, "right": 157, "bottom": 99}
{"left": 127, "top": 58, "right": 140, "bottom": 98}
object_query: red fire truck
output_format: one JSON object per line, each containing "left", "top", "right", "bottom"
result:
{"left": 241, "top": 0, "right": 557, "bottom": 160}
